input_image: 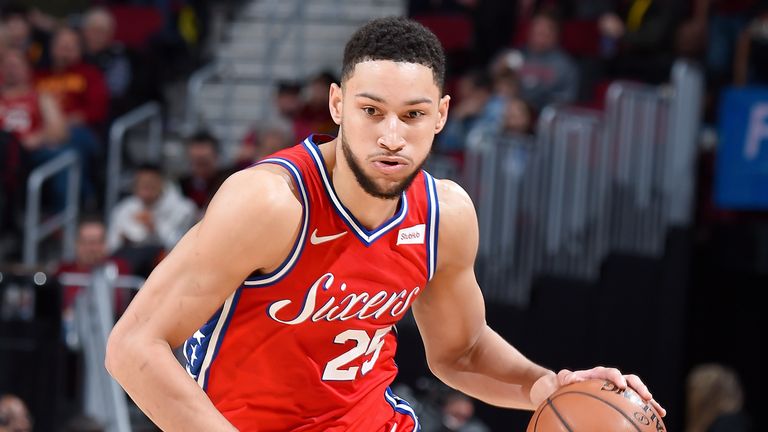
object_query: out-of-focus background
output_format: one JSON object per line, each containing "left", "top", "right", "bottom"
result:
{"left": 0, "top": 0, "right": 766, "bottom": 431}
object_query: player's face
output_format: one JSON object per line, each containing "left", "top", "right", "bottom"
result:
{"left": 330, "top": 60, "right": 450, "bottom": 199}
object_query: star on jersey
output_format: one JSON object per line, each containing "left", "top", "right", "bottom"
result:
{"left": 184, "top": 329, "right": 211, "bottom": 380}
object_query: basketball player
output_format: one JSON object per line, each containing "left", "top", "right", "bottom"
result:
{"left": 106, "top": 17, "right": 665, "bottom": 431}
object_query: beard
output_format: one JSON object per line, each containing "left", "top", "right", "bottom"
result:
{"left": 340, "top": 126, "right": 425, "bottom": 200}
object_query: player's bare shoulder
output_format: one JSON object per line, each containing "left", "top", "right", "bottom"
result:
{"left": 209, "top": 165, "right": 301, "bottom": 216}
{"left": 200, "top": 165, "right": 303, "bottom": 255}
{"left": 433, "top": 178, "right": 479, "bottom": 269}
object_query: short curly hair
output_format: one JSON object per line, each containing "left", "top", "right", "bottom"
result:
{"left": 341, "top": 16, "right": 446, "bottom": 91}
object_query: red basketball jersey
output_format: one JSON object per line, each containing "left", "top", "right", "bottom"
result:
{"left": 184, "top": 135, "right": 439, "bottom": 431}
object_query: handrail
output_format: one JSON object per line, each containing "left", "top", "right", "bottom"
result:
{"left": 182, "top": 0, "right": 309, "bottom": 151}
{"left": 23, "top": 150, "right": 81, "bottom": 266}
{"left": 184, "top": 61, "right": 221, "bottom": 133}
{"left": 58, "top": 272, "right": 145, "bottom": 290}
{"left": 104, "top": 102, "right": 163, "bottom": 222}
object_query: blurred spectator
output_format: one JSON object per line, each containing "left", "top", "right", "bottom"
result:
{"left": 0, "top": 394, "right": 31, "bottom": 432}
{"left": 82, "top": 7, "right": 132, "bottom": 103}
{"left": 598, "top": 0, "right": 682, "bottom": 83}
{"left": 35, "top": 26, "right": 109, "bottom": 131}
{"left": 686, "top": 363, "right": 753, "bottom": 432}
{"left": 237, "top": 120, "right": 294, "bottom": 169}
{"left": 516, "top": 12, "right": 578, "bottom": 109}
{"left": 690, "top": 0, "right": 760, "bottom": 84}
{"left": 294, "top": 70, "right": 338, "bottom": 138}
{"left": 0, "top": 49, "right": 67, "bottom": 151}
{"left": 437, "top": 69, "right": 499, "bottom": 153}
{"left": 734, "top": 7, "right": 768, "bottom": 85}
{"left": 56, "top": 217, "right": 131, "bottom": 315}
{"left": 107, "top": 163, "right": 196, "bottom": 275}
{"left": 1, "top": 48, "right": 99, "bottom": 212}
{"left": 501, "top": 97, "right": 535, "bottom": 135}
{"left": 0, "top": 3, "right": 52, "bottom": 67}
{"left": 275, "top": 80, "right": 303, "bottom": 120}
{"left": 424, "top": 391, "right": 489, "bottom": 432}
{"left": 179, "top": 130, "right": 231, "bottom": 210}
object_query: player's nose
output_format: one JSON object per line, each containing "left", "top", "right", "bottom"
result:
{"left": 377, "top": 114, "right": 405, "bottom": 152}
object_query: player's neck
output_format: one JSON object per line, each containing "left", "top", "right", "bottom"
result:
{"left": 321, "top": 141, "right": 400, "bottom": 231}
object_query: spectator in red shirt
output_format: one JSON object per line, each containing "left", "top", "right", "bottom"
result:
{"left": 0, "top": 49, "right": 67, "bottom": 150}
{"left": 34, "top": 26, "right": 109, "bottom": 131}
{"left": 56, "top": 217, "right": 131, "bottom": 315}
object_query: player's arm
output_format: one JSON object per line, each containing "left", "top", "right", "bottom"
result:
{"left": 412, "top": 180, "right": 664, "bottom": 414}
{"left": 105, "top": 166, "right": 303, "bottom": 431}
{"left": 412, "top": 179, "right": 554, "bottom": 410}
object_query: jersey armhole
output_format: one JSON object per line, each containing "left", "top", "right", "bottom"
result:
{"left": 424, "top": 171, "right": 440, "bottom": 281}
{"left": 242, "top": 158, "right": 310, "bottom": 287}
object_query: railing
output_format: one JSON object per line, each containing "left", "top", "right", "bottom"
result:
{"left": 104, "top": 102, "right": 163, "bottom": 221}
{"left": 23, "top": 150, "right": 81, "bottom": 266}
{"left": 461, "top": 60, "right": 704, "bottom": 305}
{"left": 184, "top": 61, "right": 222, "bottom": 133}
{"left": 182, "top": 0, "right": 308, "bottom": 153}
{"left": 73, "top": 264, "right": 144, "bottom": 432}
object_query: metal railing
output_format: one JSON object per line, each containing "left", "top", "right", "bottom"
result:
{"left": 182, "top": 0, "right": 309, "bottom": 154}
{"left": 104, "top": 102, "right": 163, "bottom": 221}
{"left": 462, "top": 60, "right": 704, "bottom": 305}
{"left": 23, "top": 150, "right": 81, "bottom": 266}
{"left": 73, "top": 264, "right": 144, "bottom": 432}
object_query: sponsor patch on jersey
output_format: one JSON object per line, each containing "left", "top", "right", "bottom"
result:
{"left": 396, "top": 224, "right": 425, "bottom": 245}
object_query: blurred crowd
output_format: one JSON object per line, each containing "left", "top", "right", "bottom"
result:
{"left": 410, "top": 0, "right": 768, "bottom": 160}
{"left": 1, "top": 0, "right": 765, "bottom": 429}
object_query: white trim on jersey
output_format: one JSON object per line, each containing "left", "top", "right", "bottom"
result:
{"left": 303, "top": 138, "right": 409, "bottom": 245}
{"left": 196, "top": 291, "right": 237, "bottom": 389}
{"left": 384, "top": 387, "right": 420, "bottom": 432}
{"left": 243, "top": 157, "right": 310, "bottom": 286}
{"left": 424, "top": 173, "right": 439, "bottom": 281}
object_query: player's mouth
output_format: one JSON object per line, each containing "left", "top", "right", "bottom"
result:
{"left": 371, "top": 156, "right": 409, "bottom": 174}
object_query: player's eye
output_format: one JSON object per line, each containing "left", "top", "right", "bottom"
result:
{"left": 363, "top": 107, "right": 379, "bottom": 116}
{"left": 405, "top": 111, "right": 425, "bottom": 119}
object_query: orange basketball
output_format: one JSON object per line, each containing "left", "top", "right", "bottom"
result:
{"left": 527, "top": 379, "right": 666, "bottom": 432}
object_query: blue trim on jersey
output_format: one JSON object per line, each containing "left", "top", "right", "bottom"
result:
{"left": 183, "top": 308, "right": 221, "bottom": 380}
{"left": 201, "top": 287, "right": 243, "bottom": 392}
{"left": 423, "top": 171, "right": 439, "bottom": 281}
{"left": 302, "top": 136, "right": 408, "bottom": 246}
{"left": 385, "top": 387, "right": 421, "bottom": 431}
{"left": 242, "top": 157, "right": 310, "bottom": 286}
{"left": 429, "top": 173, "right": 440, "bottom": 280}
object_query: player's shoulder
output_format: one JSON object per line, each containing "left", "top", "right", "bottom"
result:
{"left": 433, "top": 178, "right": 475, "bottom": 227}
{"left": 204, "top": 164, "right": 302, "bottom": 226}
{"left": 430, "top": 177, "right": 478, "bottom": 270}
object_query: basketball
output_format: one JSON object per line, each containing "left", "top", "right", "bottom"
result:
{"left": 527, "top": 379, "right": 666, "bottom": 432}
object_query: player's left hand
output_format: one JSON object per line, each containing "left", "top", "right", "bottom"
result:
{"left": 557, "top": 367, "right": 666, "bottom": 417}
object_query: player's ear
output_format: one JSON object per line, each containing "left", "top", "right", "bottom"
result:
{"left": 329, "top": 83, "right": 343, "bottom": 125}
{"left": 434, "top": 94, "right": 451, "bottom": 134}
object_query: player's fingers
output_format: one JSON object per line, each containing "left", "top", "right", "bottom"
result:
{"left": 589, "top": 366, "right": 627, "bottom": 388}
{"left": 625, "top": 374, "right": 652, "bottom": 400}
{"left": 650, "top": 398, "right": 667, "bottom": 417}
{"left": 556, "top": 369, "right": 574, "bottom": 385}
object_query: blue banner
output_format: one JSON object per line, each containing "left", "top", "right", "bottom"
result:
{"left": 715, "top": 87, "right": 768, "bottom": 209}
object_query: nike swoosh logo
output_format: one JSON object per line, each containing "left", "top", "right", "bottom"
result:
{"left": 310, "top": 229, "right": 347, "bottom": 245}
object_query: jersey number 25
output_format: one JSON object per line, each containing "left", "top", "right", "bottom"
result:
{"left": 322, "top": 327, "right": 391, "bottom": 381}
